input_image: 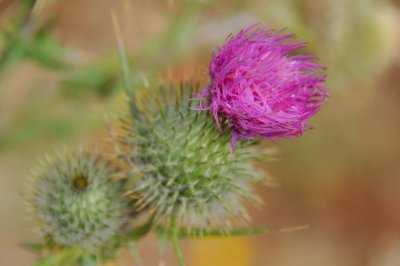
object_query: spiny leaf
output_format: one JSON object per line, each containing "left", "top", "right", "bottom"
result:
{"left": 158, "top": 225, "right": 309, "bottom": 239}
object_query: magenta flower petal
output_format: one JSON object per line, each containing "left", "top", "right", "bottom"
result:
{"left": 198, "top": 24, "right": 328, "bottom": 146}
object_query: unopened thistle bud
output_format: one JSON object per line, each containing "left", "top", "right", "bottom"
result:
{"left": 118, "top": 85, "right": 262, "bottom": 229}
{"left": 28, "top": 148, "right": 128, "bottom": 251}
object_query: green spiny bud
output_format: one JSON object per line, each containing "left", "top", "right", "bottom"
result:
{"left": 118, "top": 85, "right": 262, "bottom": 229}
{"left": 28, "top": 147, "right": 128, "bottom": 251}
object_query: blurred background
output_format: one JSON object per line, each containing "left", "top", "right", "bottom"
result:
{"left": 1, "top": 0, "right": 400, "bottom": 265}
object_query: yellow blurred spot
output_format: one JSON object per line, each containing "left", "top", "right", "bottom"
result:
{"left": 102, "top": 261, "right": 117, "bottom": 266}
{"left": 188, "top": 237, "right": 253, "bottom": 266}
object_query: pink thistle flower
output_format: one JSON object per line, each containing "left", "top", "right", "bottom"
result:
{"left": 198, "top": 24, "right": 328, "bottom": 149}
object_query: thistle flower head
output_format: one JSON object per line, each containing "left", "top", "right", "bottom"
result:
{"left": 28, "top": 148, "right": 128, "bottom": 251}
{"left": 199, "top": 24, "right": 328, "bottom": 147}
{"left": 118, "top": 85, "right": 262, "bottom": 230}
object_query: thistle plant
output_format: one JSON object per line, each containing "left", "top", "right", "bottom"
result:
{"left": 24, "top": 22, "right": 328, "bottom": 266}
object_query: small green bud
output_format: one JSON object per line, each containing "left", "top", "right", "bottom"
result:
{"left": 28, "top": 148, "right": 128, "bottom": 251}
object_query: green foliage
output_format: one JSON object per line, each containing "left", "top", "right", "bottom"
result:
{"left": 61, "top": 55, "right": 122, "bottom": 98}
{"left": 0, "top": 24, "right": 70, "bottom": 71}
{"left": 20, "top": 242, "right": 46, "bottom": 253}
{"left": 34, "top": 248, "right": 97, "bottom": 266}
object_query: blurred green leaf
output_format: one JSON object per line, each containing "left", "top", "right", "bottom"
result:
{"left": 20, "top": 242, "right": 46, "bottom": 254}
{"left": 0, "top": 29, "right": 70, "bottom": 71}
{"left": 0, "top": 107, "right": 104, "bottom": 150}
{"left": 26, "top": 29, "right": 71, "bottom": 69}
{"left": 35, "top": 248, "right": 90, "bottom": 266}
{"left": 61, "top": 53, "right": 124, "bottom": 98}
{"left": 62, "top": 67, "right": 119, "bottom": 98}
{"left": 80, "top": 255, "right": 98, "bottom": 266}
{"left": 0, "top": 36, "right": 26, "bottom": 70}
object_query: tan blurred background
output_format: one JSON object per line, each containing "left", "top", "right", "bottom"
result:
{"left": 1, "top": 0, "right": 400, "bottom": 265}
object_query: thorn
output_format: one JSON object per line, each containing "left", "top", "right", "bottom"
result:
{"left": 276, "top": 225, "right": 310, "bottom": 233}
{"left": 111, "top": 10, "right": 134, "bottom": 100}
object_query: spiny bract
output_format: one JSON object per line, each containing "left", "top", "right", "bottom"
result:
{"left": 118, "top": 85, "right": 262, "bottom": 229}
{"left": 28, "top": 148, "right": 128, "bottom": 251}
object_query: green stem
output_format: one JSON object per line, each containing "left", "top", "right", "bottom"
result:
{"left": 157, "top": 228, "right": 167, "bottom": 266}
{"left": 111, "top": 12, "right": 132, "bottom": 96}
{"left": 170, "top": 219, "right": 185, "bottom": 266}
{"left": 127, "top": 242, "right": 143, "bottom": 266}
{"left": 110, "top": 12, "right": 140, "bottom": 118}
